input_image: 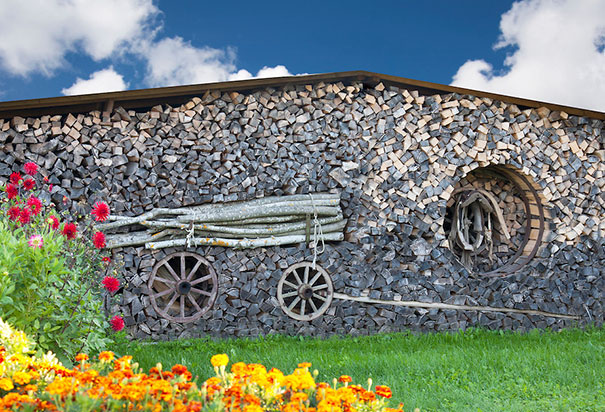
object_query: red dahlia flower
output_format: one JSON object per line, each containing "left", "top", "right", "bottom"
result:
{"left": 26, "top": 196, "right": 42, "bottom": 215}
{"left": 102, "top": 256, "right": 111, "bottom": 264}
{"left": 24, "top": 162, "right": 38, "bottom": 176}
{"left": 102, "top": 276, "right": 120, "bottom": 293}
{"left": 91, "top": 201, "right": 110, "bottom": 222}
{"left": 62, "top": 222, "right": 77, "bottom": 240}
{"left": 22, "top": 178, "right": 34, "bottom": 191}
{"left": 110, "top": 315, "right": 124, "bottom": 332}
{"left": 7, "top": 206, "right": 20, "bottom": 221}
{"left": 47, "top": 215, "right": 59, "bottom": 230}
{"left": 19, "top": 208, "right": 31, "bottom": 224}
{"left": 9, "top": 172, "right": 22, "bottom": 184}
{"left": 5, "top": 183, "right": 18, "bottom": 199}
{"left": 92, "top": 231, "right": 106, "bottom": 249}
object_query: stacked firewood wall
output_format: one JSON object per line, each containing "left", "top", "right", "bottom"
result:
{"left": 0, "top": 80, "right": 603, "bottom": 339}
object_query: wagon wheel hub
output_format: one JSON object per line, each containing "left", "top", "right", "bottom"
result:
{"left": 298, "top": 284, "right": 314, "bottom": 300}
{"left": 277, "top": 262, "right": 334, "bottom": 321}
{"left": 176, "top": 280, "right": 192, "bottom": 295}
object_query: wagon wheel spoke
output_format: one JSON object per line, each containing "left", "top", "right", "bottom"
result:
{"left": 309, "top": 299, "right": 318, "bottom": 312}
{"left": 312, "top": 284, "right": 328, "bottom": 291}
{"left": 191, "top": 287, "right": 212, "bottom": 297}
{"left": 186, "top": 259, "right": 203, "bottom": 281}
{"left": 292, "top": 269, "right": 303, "bottom": 287}
{"left": 288, "top": 296, "right": 301, "bottom": 311}
{"left": 165, "top": 292, "right": 179, "bottom": 311}
{"left": 313, "top": 293, "right": 327, "bottom": 302}
{"left": 180, "top": 295, "right": 185, "bottom": 318}
{"left": 163, "top": 262, "right": 181, "bottom": 281}
{"left": 154, "top": 277, "right": 176, "bottom": 286}
{"left": 190, "top": 274, "right": 212, "bottom": 286}
{"left": 188, "top": 295, "right": 202, "bottom": 312}
{"left": 300, "top": 299, "right": 306, "bottom": 316}
{"left": 303, "top": 265, "right": 309, "bottom": 284}
{"left": 308, "top": 272, "right": 322, "bottom": 286}
{"left": 281, "top": 290, "right": 298, "bottom": 298}
{"left": 152, "top": 288, "right": 174, "bottom": 299}
{"left": 283, "top": 280, "right": 298, "bottom": 290}
{"left": 180, "top": 255, "right": 186, "bottom": 279}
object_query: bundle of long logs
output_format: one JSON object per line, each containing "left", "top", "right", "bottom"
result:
{"left": 98, "top": 192, "right": 345, "bottom": 250}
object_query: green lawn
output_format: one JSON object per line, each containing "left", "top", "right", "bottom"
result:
{"left": 115, "top": 327, "right": 605, "bottom": 412}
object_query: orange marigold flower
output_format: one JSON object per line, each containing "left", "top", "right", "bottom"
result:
{"left": 231, "top": 362, "right": 247, "bottom": 375}
{"left": 210, "top": 353, "right": 229, "bottom": 368}
{"left": 172, "top": 364, "right": 189, "bottom": 375}
{"left": 375, "top": 385, "right": 392, "bottom": 399}
{"left": 0, "top": 377, "right": 14, "bottom": 391}
{"left": 360, "top": 390, "right": 376, "bottom": 402}
{"left": 298, "top": 362, "right": 312, "bottom": 369}
{"left": 291, "top": 392, "right": 308, "bottom": 403}
{"left": 12, "top": 371, "right": 32, "bottom": 385}
{"left": 338, "top": 375, "right": 352, "bottom": 383}
{"left": 243, "top": 394, "right": 261, "bottom": 406}
{"left": 98, "top": 351, "right": 115, "bottom": 362}
{"left": 75, "top": 353, "right": 89, "bottom": 362}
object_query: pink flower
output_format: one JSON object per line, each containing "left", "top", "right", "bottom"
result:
{"left": 5, "top": 183, "right": 18, "bottom": 199}
{"left": 92, "top": 231, "right": 106, "bottom": 249}
{"left": 7, "top": 206, "right": 20, "bottom": 221}
{"left": 47, "top": 215, "right": 59, "bottom": 230}
{"left": 24, "top": 162, "right": 38, "bottom": 176}
{"left": 62, "top": 222, "right": 77, "bottom": 240}
{"left": 26, "top": 196, "right": 42, "bottom": 215}
{"left": 9, "top": 172, "right": 22, "bottom": 184}
{"left": 110, "top": 315, "right": 124, "bottom": 332}
{"left": 102, "top": 276, "right": 120, "bottom": 293}
{"left": 91, "top": 202, "right": 110, "bottom": 222}
{"left": 28, "top": 235, "right": 43, "bottom": 249}
{"left": 22, "top": 178, "right": 35, "bottom": 191}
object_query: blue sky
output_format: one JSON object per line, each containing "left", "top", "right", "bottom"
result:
{"left": 1, "top": 0, "right": 604, "bottom": 111}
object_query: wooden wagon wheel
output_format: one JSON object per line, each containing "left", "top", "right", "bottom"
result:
{"left": 277, "top": 262, "right": 333, "bottom": 321}
{"left": 148, "top": 252, "right": 218, "bottom": 323}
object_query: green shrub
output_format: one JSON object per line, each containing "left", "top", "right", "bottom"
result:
{"left": 0, "top": 162, "right": 121, "bottom": 361}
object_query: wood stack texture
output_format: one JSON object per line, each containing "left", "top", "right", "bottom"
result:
{"left": 0, "top": 79, "right": 603, "bottom": 340}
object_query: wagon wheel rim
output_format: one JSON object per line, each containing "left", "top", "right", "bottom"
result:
{"left": 149, "top": 252, "right": 218, "bottom": 323}
{"left": 277, "top": 262, "right": 333, "bottom": 321}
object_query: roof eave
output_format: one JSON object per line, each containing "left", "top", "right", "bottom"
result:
{"left": 0, "top": 70, "right": 603, "bottom": 120}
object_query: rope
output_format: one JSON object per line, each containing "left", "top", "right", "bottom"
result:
{"left": 309, "top": 193, "right": 326, "bottom": 269}
{"left": 185, "top": 222, "right": 195, "bottom": 248}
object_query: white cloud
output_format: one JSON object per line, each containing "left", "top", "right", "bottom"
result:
{"left": 256, "top": 65, "right": 292, "bottom": 78}
{"left": 451, "top": 0, "right": 605, "bottom": 111}
{"left": 141, "top": 37, "right": 239, "bottom": 87}
{"left": 61, "top": 67, "right": 128, "bottom": 95}
{"left": 0, "top": 0, "right": 158, "bottom": 76}
{"left": 228, "top": 69, "right": 254, "bottom": 81}
{"left": 141, "top": 37, "right": 295, "bottom": 87}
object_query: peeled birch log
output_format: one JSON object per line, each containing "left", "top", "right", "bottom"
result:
{"left": 100, "top": 193, "right": 345, "bottom": 250}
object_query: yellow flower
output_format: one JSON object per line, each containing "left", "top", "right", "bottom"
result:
{"left": 0, "top": 377, "right": 13, "bottom": 391}
{"left": 210, "top": 353, "right": 229, "bottom": 367}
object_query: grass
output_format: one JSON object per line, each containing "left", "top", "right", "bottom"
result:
{"left": 115, "top": 327, "right": 605, "bottom": 412}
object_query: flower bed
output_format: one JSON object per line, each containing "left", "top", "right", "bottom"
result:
{"left": 0, "top": 319, "right": 406, "bottom": 412}
{"left": 0, "top": 162, "right": 122, "bottom": 359}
